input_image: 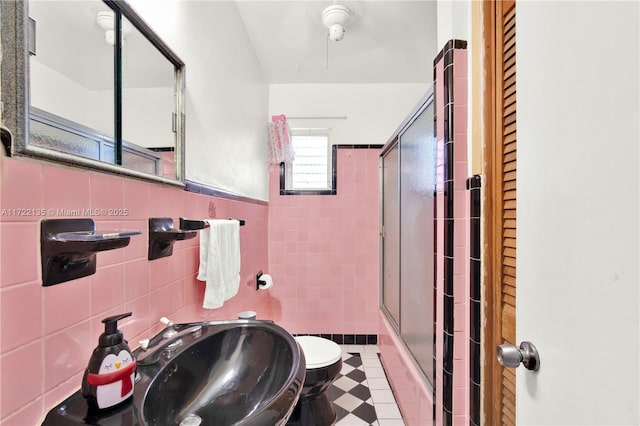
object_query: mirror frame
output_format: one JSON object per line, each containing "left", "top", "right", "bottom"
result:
{"left": 1, "top": 0, "right": 186, "bottom": 185}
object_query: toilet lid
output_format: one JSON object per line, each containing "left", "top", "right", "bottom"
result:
{"left": 295, "top": 336, "right": 342, "bottom": 369}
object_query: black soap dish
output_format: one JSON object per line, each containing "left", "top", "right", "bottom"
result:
{"left": 148, "top": 218, "right": 197, "bottom": 261}
{"left": 41, "top": 219, "right": 141, "bottom": 287}
{"left": 55, "top": 230, "right": 141, "bottom": 242}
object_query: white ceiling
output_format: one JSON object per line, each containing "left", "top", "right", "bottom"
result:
{"left": 235, "top": 0, "right": 438, "bottom": 84}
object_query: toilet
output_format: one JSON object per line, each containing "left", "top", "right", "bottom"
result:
{"left": 287, "top": 336, "right": 343, "bottom": 426}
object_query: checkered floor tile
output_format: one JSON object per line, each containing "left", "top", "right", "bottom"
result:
{"left": 327, "top": 348, "right": 406, "bottom": 426}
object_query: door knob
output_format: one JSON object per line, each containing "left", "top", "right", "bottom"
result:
{"left": 497, "top": 341, "right": 540, "bottom": 371}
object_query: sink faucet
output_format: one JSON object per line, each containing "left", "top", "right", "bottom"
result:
{"left": 160, "top": 317, "right": 178, "bottom": 339}
{"left": 137, "top": 323, "right": 202, "bottom": 366}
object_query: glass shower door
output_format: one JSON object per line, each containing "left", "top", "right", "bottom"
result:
{"left": 380, "top": 95, "right": 435, "bottom": 387}
{"left": 399, "top": 103, "right": 436, "bottom": 385}
{"left": 381, "top": 142, "right": 400, "bottom": 330}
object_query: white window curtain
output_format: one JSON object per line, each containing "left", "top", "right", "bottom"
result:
{"left": 267, "top": 114, "right": 295, "bottom": 164}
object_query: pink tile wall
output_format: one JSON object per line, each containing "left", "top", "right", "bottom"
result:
{"left": 267, "top": 148, "right": 380, "bottom": 335}
{"left": 378, "top": 313, "right": 433, "bottom": 425}
{"left": 452, "top": 47, "right": 469, "bottom": 422}
{"left": 0, "top": 157, "right": 270, "bottom": 423}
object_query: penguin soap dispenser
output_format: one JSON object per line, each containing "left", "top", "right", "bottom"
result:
{"left": 82, "top": 312, "right": 137, "bottom": 411}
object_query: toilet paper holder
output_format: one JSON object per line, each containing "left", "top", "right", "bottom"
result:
{"left": 256, "top": 271, "right": 268, "bottom": 290}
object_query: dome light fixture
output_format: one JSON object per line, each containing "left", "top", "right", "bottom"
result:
{"left": 96, "top": 11, "right": 132, "bottom": 45}
{"left": 96, "top": 11, "right": 116, "bottom": 45}
{"left": 321, "top": 3, "right": 350, "bottom": 42}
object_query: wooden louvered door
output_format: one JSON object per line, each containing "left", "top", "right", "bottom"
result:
{"left": 483, "top": 0, "right": 517, "bottom": 425}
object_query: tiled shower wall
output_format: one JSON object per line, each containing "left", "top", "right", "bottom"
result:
{"left": 267, "top": 146, "right": 380, "bottom": 335}
{"left": 0, "top": 156, "right": 271, "bottom": 423}
{"left": 434, "top": 39, "right": 470, "bottom": 426}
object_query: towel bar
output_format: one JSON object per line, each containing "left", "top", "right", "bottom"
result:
{"left": 179, "top": 217, "right": 245, "bottom": 230}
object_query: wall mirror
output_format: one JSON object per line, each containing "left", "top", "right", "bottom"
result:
{"left": 2, "top": 0, "right": 185, "bottom": 184}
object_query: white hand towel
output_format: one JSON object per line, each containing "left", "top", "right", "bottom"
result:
{"left": 197, "top": 219, "right": 241, "bottom": 309}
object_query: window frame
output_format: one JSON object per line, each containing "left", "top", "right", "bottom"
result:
{"left": 279, "top": 133, "right": 337, "bottom": 195}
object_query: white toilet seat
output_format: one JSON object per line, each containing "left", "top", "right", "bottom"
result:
{"left": 295, "top": 336, "right": 342, "bottom": 369}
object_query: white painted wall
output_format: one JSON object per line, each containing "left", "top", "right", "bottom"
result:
{"left": 31, "top": 59, "right": 173, "bottom": 149}
{"left": 87, "top": 87, "right": 174, "bottom": 148}
{"left": 122, "top": 88, "right": 174, "bottom": 148}
{"left": 128, "top": 0, "right": 269, "bottom": 200}
{"left": 436, "top": 0, "right": 468, "bottom": 51}
{"left": 85, "top": 90, "right": 111, "bottom": 136}
{"left": 517, "top": 1, "right": 639, "bottom": 424}
{"left": 269, "top": 84, "right": 429, "bottom": 145}
{"left": 30, "top": 59, "right": 90, "bottom": 126}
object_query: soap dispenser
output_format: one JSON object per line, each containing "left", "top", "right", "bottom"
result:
{"left": 82, "top": 312, "right": 137, "bottom": 411}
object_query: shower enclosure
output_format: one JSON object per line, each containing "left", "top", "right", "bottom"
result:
{"left": 380, "top": 93, "right": 435, "bottom": 387}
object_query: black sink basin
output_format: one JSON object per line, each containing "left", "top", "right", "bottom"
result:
{"left": 143, "top": 323, "right": 304, "bottom": 425}
{"left": 42, "top": 320, "right": 306, "bottom": 425}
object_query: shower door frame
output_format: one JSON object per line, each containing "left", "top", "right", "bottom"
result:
{"left": 380, "top": 91, "right": 436, "bottom": 389}
{"left": 380, "top": 137, "right": 400, "bottom": 333}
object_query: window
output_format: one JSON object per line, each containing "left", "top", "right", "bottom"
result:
{"left": 280, "top": 131, "right": 336, "bottom": 195}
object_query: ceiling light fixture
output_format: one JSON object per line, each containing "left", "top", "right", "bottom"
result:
{"left": 96, "top": 11, "right": 116, "bottom": 45}
{"left": 322, "top": 3, "right": 350, "bottom": 42}
{"left": 96, "top": 11, "right": 132, "bottom": 45}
